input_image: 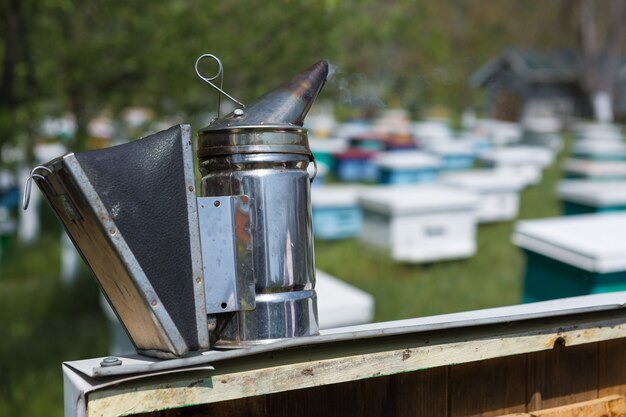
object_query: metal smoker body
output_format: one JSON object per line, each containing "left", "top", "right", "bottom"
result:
{"left": 199, "top": 60, "right": 329, "bottom": 346}
{"left": 26, "top": 58, "right": 329, "bottom": 357}
{"left": 199, "top": 132, "right": 317, "bottom": 346}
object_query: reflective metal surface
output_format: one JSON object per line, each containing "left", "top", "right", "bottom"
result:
{"left": 197, "top": 126, "right": 309, "bottom": 157}
{"left": 198, "top": 60, "right": 329, "bottom": 347}
{"left": 200, "top": 151, "right": 318, "bottom": 346}
{"left": 197, "top": 195, "right": 255, "bottom": 314}
{"left": 199, "top": 60, "right": 329, "bottom": 131}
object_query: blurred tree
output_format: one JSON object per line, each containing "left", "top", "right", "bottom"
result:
{"left": 577, "top": 0, "right": 626, "bottom": 122}
{"left": 0, "top": 0, "right": 38, "bottom": 164}
{"left": 0, "top": 0, "right": 587, "bottom": 167}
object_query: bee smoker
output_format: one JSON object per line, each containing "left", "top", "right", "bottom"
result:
{"left": 24, "top": 56, "right": 329, "bottom": 358}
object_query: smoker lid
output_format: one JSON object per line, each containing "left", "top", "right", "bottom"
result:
{"left": 557, "top": 179, "right": 626, "bottom": 206}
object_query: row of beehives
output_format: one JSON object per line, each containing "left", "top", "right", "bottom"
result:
{"left": 307, "top": 110, "right": 561, "bottom": 185}
{"left": 308, "top": 115, "right": 559, "bottom": 264}
{"left": 516, "top": 122, "right": 626, "bottom": 302}
{"left": 310, "top": 165, "right": 550, "bottom": 264}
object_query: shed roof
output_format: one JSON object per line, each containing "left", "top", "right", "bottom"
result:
{"left": 471, "top": 48, "right": 581, "bottom": 87}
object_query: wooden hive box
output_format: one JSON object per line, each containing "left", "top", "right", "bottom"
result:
{"left": 63, "top": 292, "right": 626, "bottom": 417}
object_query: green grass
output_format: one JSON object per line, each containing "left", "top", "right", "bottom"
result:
{"left": 0, "top": 223, "right": 109, "bottom": 417}
{"left": 0, "top": 136, "right": 568, "bottom": 417}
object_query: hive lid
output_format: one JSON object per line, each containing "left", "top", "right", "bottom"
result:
{"left": 557, "top": 180, "right": 626, "bottom": 206}
{"left": 479, "top": 146, "right": 553, "bottom": 166}
{"left": 513, "top": 213, "right": 626, "bottom": 273}
{"left": 440, "top": 169, "right": 526, "bottom": 192}
{"left": 563, "top": 159, "right": 626, "bottom": 176}
{"left": 374, "top": 151, "right": 441, "bottom": 169}
{"left": 311, "top": 184, "right": 366, "bottom": 207}
{"left": 572, "top": 140, "right": 626, "bottom": 155}
{"left": 358, "top": 184, "right": 479, "bottom": 215}
{"left": 424, "top": 141, "right": 474, "bottom": 156}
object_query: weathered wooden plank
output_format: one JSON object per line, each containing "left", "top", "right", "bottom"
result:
{"left": 449, "top": 354, "right": 527, "bottom": 417}
{"left": 86, "top": 316, "right": 626, "bottom": 417}
{"left": 500, "top": 395, "right": 626, "bottom": 417}
{"left": 133, "top": 396, "right": 267, "bottom": 417}
{"left": 359, "top": 367, "right": 448, "bottom": 417}
{"left": 267, "top": 381, "right": 360, "bottom": 417}
{"left": 527, "top": 342, "right": 599, "bottom": 411}
{"left": 599, "top": 337, "right": 626, "bottom": 397}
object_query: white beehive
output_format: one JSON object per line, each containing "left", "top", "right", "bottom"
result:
{"left": 411, "top": 120, "right": 454, "bottom": 147}
{"left": 478, "top": 146, "right": 553, "bottom": 185}
{"left": 474, "top": 119, "right": 522, "bottom": 146}
{"left": 315, "top": 269, "right": 375, "bottom": 329}
{"left": 358, "top": 185, "right": 479, "bottom": 263}
{"left": 440, "top": 169, "right": 526, "bottom": 223}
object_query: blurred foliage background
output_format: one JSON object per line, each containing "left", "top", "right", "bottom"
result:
{"left": 1, "top": 0, "right": 581, "bottom": 156}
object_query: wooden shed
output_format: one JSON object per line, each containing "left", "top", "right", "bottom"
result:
{"left": 471, "top": 48, "right": 592, "bottom": 122}
{"left": 64, "top": 291, "right": 626, "bottom": 417}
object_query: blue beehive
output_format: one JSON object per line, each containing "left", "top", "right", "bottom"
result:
{"left": 557, "top": 180, "right": 626, "bottom": 215}
{"left": 311, "top": 185, "right": 364, "bottom": 240}
{"left": 374, "top": 151, "right": 441, "bottom": 185}
{"left": 425, "top": 141, "right": 476, "bottom": 171}
{"left": 334, "top": 149, "right": 378, "bottom": 182}
{"left": 562, "top": 159, "right": 626, "bottom": 180}
{"left": 513, "top": 213, "right": 626, "bottom": 302}
{"left": 309, "top": 138, "right": 348, "bottom": 175}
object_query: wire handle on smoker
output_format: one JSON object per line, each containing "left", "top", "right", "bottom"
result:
{"left": 195, "top": 54, "right": 246, "bottom": 119}
{"left": 22, "top": 166, "right": 53, "bottom": 210}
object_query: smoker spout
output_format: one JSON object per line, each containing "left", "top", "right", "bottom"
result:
{"left": 203, "top": 60, "right": 329, "bottom": 131}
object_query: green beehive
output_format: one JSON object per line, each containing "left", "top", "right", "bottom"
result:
{"left": 562, "top": 159, "right": 626, "bottom": 180}
{"left": 557, "top": 180, "right": 626, "bottom": 215}
{"left": 513, "top": 213, "right": 626, "bottom": 302}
